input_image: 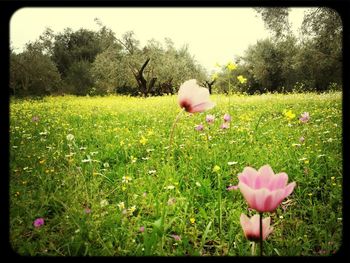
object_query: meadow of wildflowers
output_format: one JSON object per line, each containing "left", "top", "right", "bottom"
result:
{"left": 9, "top": 90, "right": 342, "bottom": 256}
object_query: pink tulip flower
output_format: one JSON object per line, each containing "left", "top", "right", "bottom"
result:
{"left": 178, "top": 79, "right": 215, "bottom": 113}
{"left": 299, "top": 112, "right": 310, "bottom": 123}
{"left": 238, "top": 165, "right": 296, "bottom": 212}
{"left": 240, "top": 213, "right": 273, "bottom": 241}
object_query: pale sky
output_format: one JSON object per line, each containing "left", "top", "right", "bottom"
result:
{"left": 10, "top": 7, "right": 308, "bottom": 73}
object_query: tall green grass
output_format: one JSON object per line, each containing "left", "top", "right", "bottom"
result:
{"left": 10, "top": 92, "right": 342, "bottom": 256}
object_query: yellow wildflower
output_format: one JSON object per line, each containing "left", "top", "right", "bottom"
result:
{"left": 283, "top": 110, "right": 296, "bottom": 121}
{"left": 140, "top": 136, "right": 148, "bottom": 145}
{"left": 127, "top": 205, "right": 136, "bottom": 215}
{"left": 237, "top": 75, "right": 247, "bottom": 84}
{"left": 122, "top": 175, "right": 132, "bottom": 183}
{"left": 117, "top": 202, "right": 125, "bottom": 210}
{"left": 213, "top": 165, "right": 221, "bottom": 173}
{"left": 147, "top": 129, "right": 154, "bottom": 136}
{"left": 190, "top": 218, "right": 196, "bottom": 224}
{"left": 226, "top": 61, "right": 237, "bottom": 71}
{"left": 130, "top": 156, "right": 137, "bottom": 163}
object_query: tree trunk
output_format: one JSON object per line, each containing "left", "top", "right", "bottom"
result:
{"left": 129, "top": 58, "right": 156, "bottom": 97}
{"left": 159, "top": 78, "right": 173, "bottom": 95}
{"left": 203, "top": 79, "right": 216, "bottom": 94}
{"left": 148, "top": 77, "right": 157, "bottom": 95}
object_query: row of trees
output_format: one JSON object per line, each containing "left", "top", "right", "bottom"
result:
{"left": 213, "top": 8, "right": 342, "bottom": 94}
{"left": 10, "top": 18, "right": 206, "bottom": 97}
{"left": 10, "top": 8, "right": 342, "bottom": 97}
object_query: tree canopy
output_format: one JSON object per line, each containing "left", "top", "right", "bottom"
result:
{"left": 10, "top": 8, "right": 342, "bottom": 97}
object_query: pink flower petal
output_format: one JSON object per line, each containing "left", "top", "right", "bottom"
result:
{"left": 284, "top": 182, "right": 296, "bottom": 198}
{"left": 178, "top": 79, "right": 215, "bottom": 113}
{"left": 258, "top": 165, "right": 275, "bottom": 178}
{"left": 268, "top": 172, "right": 289, "bottom": 190}
{"left": 240, "top": 213, "right": 251, "bottom": 229}
{"left": 237, "top": 182, "right": 256, "bottom": 209}
{"left": 240, "top": 214, "right": 273, "bottom": 241}
{"left": 250, "top": 214, "right": 260, "bottom": 234}
{"left": 191, "top": 86, "right": 210, "bottom": 104}
{"left": 253, "top": 188, "right": 271, "bottom": 212}
{"left": 254, "top": 173, "right": 271, "bottom": 189}
{"left": 191, "top": 102, "right": 215, "bottom": 113}
{"left": 268, "top": 189, "right": 286, "bottom": 211}
{"left": 240, "top": 214, "right": 254, "bottom": 238}
{"left": 238, "top": 167, "right": 259, "bottom": 187}
{"left": 262, "top": 217, "right": 274, "bottom": 240}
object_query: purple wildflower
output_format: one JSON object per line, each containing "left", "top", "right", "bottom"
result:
{"left": 195, "top": 124, "right": 204, "bottom": 131}
{"left": 33, "top": 218, "right": 44, "bottom": 228}
{"left": 299, "top": 112, "right": 310, "bottom": 123}
{"left": 223, "top": 113, "right": 231, "bottom": 122}
{"left": 171, "top": 234, "right": 181, "bottom": 241}
{"left": 227, "top": 185, "right": 239, "bottom": 191}
{"left": 206, "top": 114, "right": 215, "bottom": 124}
{"left": 220, "top": 123, "right": 229, "bottom": 129}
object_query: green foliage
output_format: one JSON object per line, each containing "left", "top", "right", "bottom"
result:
{"left": 301, "top": 8, "right": 342, "bottom": 53}
{"left": 52, "top": 28, "right": 102, "bottom": 77}
{"left": 241, "top": 36, "right": 299, "bottom": 93}
{"left": 90, "top": 33, "right": 205, "bottom": 96}
{"left": 140, "top": 39, "right": 206, "bottom": 94}
{"left": 255, "top": 8, "right": 292, "bottom": 40}
{"left": 90, "top": 46, "right": 133, "bottom": 95}
{"left": 10, "top": 45, "right": 62, "bottom": 97}
{"left": 211, "top": 7, "right": 342, "bottom": 95}
{"left": 64, "top": 60, "right": 95, "bottom": 96}
{"left": 297, "top": 8, "right": 342, "bottom": 91}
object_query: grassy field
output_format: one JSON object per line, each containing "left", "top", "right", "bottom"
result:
{"left": 9, "top": 92, "right": 342, "bottom": 256}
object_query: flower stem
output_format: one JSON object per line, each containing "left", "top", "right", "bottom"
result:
{"left": 168, "top": 108, "right": 185, "bottom": 160}
{"left": 251, "top": 242, "right": 256, "bottom": 256}
{"left": 259, "top": 212, "right": 263, "bottom": 256}
{"left": 218, "top": 172, "right": 222, "bottom": 240}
